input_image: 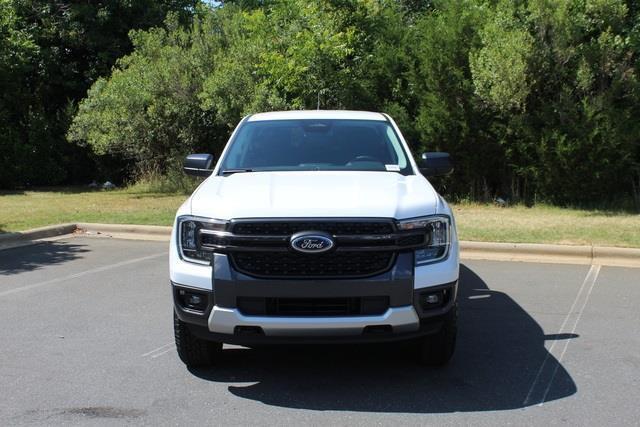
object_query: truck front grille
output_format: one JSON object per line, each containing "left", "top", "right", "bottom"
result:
{"left": 230, "top": 251, "right": 395, "bottom": 279}
{"left": 198, "top": 219, "right": 425, "bottom": 278}
{"left": 231, "top": 220, "right": 394, "bottom": 236}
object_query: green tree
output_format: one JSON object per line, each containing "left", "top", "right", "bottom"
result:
{"left": 1, "top": 0, "right": 198, "bottom": 188}
{"left": 69, "top": 12, "right": 222, "bottom": 175}
{"left": 65, "top": 0, "right": 640, "bottom": 207}
{"left": 0, "top": 0, "right": 38, "bottom": 187}
{"left": 75, "top": 0, "right": 413, "bottom": 165}
{"left": 408, "top": 0, "right": 505, "bottom": 200}
{"left": 511, "top": 0, "right": 640, "bottom": 204}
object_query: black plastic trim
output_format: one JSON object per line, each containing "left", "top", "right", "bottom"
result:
{"left": 198, "top": 231, "right": 427, "bottom": 253}
{"left": 413, "top": 281, "right": 458, "bottom": 319}
{"left": 172, "top": 282, "right": 214, "bottom": 328}
{"left": 198, "top": 218, "right": 428, "bottom": 250}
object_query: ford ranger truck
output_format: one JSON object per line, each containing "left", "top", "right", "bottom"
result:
{"left": 170, "top": 110, "right": 459, "bottom": 368}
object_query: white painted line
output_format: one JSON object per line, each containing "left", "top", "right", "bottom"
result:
{"left": 522, "top": 264, "right": 601, "bottom": 407}
{"left": 141, "top": 343, "right": 173, "bottom": 358}
{"left": 150, "top": 348, "right": 174, "bottom": 359}
{"left": 0, "top": 252, "right": 167, "bottom": 298}
{"left": 540, "top": 265, "right": 601, "bottom": 403}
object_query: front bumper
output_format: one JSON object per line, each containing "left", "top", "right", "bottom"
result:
{"left": 174, "top": 279, "right": 457, "bottom": 345}
{"left": 208, "top": 305, "right": 420, "bottom": 336}
{"left": 172, "top": 245, "right": 458, "bottom": 344}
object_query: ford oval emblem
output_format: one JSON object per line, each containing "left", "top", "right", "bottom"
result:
{"left": 290, "top": 232, "right": 334, "bottom": 254}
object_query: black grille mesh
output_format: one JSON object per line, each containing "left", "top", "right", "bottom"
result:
{"left": 231, "top": 251, "right": 394, "bottom": 278}
{"left": 397, "top": 234, "right": 425, "bottom": 246}
{"left": 231, "top": 220, "right": 394, "bottom": 236}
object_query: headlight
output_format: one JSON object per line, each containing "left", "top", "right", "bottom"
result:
{"left": 397, "top": 215, "right": 450, "bottom": 265}
{"left": 177, "top": 216, "right": 228, "bottom": 264}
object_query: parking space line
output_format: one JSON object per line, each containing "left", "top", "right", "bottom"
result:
{"left": 141, "top": 343, "right": 173, "bottom": 358}
{"left": 523, "top": 264, "right": 602, "bottom": 407}
{"left": 539, "top": 264, "right": 601, "bottom": 403}
{"left": 0, "top": 252, "right": 167, "bottom": 298}
{"left": 150, "top": 348, "right": 174, "bottom": 359}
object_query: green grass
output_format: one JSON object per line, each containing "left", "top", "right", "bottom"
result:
{"left": 1, "top": 188, "right": 639, "bottom": 248}
{"left": 453, "top": 202, "right": 640, "bottom": 248}
{"left": 0, "top": 187, "right": 186, "bottom": 232}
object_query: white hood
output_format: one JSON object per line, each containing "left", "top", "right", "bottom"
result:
{"left": 189, "top": 171, "right": 440, "bottom": 220}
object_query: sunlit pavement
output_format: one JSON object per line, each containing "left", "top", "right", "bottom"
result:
{"left": 1, "top": 237, "right": 638, "bottom": 426}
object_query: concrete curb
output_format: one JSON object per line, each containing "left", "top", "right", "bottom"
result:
{"left": 1, "top": 223, "right": 638, "bottom": 268}
{"left": 0, "top": 223, "right": 78, "bottom": 250}
{"left": 76, "top": 223, "right": 171, "bottom": 237}
{"left": 461, "top": 241, "right": 589, "bottom": 264}
{"left": 460, "top": 241, "right": 640, "bottom": 267}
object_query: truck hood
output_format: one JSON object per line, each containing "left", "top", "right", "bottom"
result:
{"left": 189, "top": 171, "right": 440, "bottom": 220}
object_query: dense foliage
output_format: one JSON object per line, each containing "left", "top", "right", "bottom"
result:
{"left": 0, "top": 0, "right": 197, "bottom": 187}
{"left": 4, "top": 0, "right": 640, "bottom": 208}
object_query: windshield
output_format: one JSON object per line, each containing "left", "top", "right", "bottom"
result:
{"left": 218, "top": 119, "right": 414, "bottom": 175}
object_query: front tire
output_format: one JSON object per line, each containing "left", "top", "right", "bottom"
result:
{"left": 417, "top": 304, "right": 457, "bottom": 366}
{"left": 173, "top": 312, "right": 222, "bottom": 368}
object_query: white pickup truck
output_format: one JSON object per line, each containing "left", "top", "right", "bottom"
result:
{"left": 170, "top": 110, "right": 459, "bottom": 368}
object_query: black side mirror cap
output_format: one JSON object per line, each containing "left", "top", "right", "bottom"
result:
{"left": 183, "top": 154, "right": 215, "bottom": 177}
{"left": 419, "top": 152, "right": 453, "bottom": 177}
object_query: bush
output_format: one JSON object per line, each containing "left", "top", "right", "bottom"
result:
{"left": 127, "top": 168, "right": 201, "bottom": 195}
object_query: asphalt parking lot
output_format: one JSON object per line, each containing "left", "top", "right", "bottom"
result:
{"left": 1, "top": 237, "right": 639, "bottom": 426}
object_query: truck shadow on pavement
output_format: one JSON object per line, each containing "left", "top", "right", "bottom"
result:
{"left": 191, "top": 264, "right": 577, "bottom": 412}
{"left": 0, "top": 241, "right": 89, "bottom": 276}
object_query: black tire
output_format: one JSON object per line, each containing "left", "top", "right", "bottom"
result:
{"left": 173, "top": 312, "right": 222, "bottom": 368}
{"left": 417, "top": 304, "right": 458, "bottom": 366}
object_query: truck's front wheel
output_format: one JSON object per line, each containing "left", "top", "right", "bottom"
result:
{"left": 417, "top": 304, "right": 457, "bottom": 366}
{"left": 173, "top": 312, "right": 222, "bottom": 368}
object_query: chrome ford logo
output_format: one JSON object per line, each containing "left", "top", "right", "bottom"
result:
{"left": 290, "top": 232, "right": 334, "bottom": 254}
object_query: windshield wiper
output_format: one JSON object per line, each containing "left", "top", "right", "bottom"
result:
{"left": 220, "top": 168, "right": 254, "bottom": 176}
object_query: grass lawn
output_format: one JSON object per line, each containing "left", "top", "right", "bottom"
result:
{"left": 1, "top": 188, "right": 639, "bottom": 248}
{"left": 0, "top": 187, "right": 185, "bottom": 232}
{"left": 453, "top": 203, "right": 640, "bottom": 248}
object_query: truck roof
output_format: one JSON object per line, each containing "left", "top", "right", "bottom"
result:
{"left": 247, "top": 110, "right": 387, "bottom": 122}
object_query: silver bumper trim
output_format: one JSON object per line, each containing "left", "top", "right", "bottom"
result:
{"left": 208, "top": 305, "right": 420, "bottom": 336}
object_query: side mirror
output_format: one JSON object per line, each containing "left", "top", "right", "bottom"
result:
{"left": 183, "top": 154, "right": 215, "bottom": 177}
{"left": 419, "top": 152, "right": 453, "bottom": 177}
